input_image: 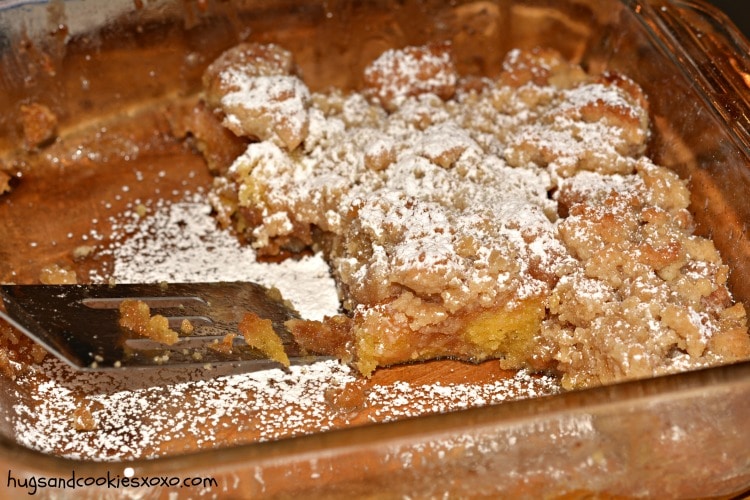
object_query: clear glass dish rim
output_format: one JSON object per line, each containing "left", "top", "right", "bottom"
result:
{"left": 630, "top": 0, "right": 750, "bottom": 155}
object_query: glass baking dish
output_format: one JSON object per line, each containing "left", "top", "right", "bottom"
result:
{"left": 1, "top": 0, "right": 749, "bottom": 497}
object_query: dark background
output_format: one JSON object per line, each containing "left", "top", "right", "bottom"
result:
{"left": 704, "top": 1, "right": 750, "bottom": 39}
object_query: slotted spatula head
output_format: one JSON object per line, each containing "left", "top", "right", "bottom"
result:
{"left": 0, "top": 282, "right": 327, "bottom": 371}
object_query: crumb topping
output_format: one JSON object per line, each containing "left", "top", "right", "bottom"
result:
{"left": 206, "top": 43, "right": 750, "bottom": 387}
{"left": 363, "top": 42, "right": 457, "bottom": 111}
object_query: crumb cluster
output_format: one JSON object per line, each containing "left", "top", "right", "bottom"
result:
{"left": 194, "top": 43, "right": 750, "bottom": 388}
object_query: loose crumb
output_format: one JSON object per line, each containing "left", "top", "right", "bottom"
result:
{"left": 70, "top": 404, "right": 98, "bottom": 432}
{"left": 239, "top": 312, "right": 290, "bottom": 367}
{"left": 39, "top": 264, "right": 77, "bottom": 285}
{"left": 118, "top": 299, "right": 179, "bottom": 345}
{"left": 0, "top": 170, "right": 11, "bottom": 195}
{"left": 180, "top": 318, "right": 194, "bottom": 335}
{"left": 208, "top": 333, "right": 236, "bottom": 355}
{"left": 20, "top": 102, "right": 58, "bottom": 149}
{"left": 72, "top": 245, "right": 96, "bottom": 261}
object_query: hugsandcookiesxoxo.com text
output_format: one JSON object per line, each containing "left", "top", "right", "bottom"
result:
{"left": 7, "top": 469, "right": 218, "bottom": 495}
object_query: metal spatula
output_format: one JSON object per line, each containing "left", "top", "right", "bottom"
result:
{"left": 0, "top": 282, "right": 329, "bottom": 371}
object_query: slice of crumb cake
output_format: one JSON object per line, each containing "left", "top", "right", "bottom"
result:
{"left": 193, "top": 42, "right": 750, "bottom": 389}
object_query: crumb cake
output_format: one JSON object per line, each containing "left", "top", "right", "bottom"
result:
{"left": 190, "top": 42, "right": 750, "bottom": 389}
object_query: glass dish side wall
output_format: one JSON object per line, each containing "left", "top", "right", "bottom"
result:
{"left": 582, "top": 0, "right": 750, "bottom": 307}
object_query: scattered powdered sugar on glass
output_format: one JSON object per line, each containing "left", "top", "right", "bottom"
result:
{"left": 7, "top": 189, "right": 560, "bottom": 462}
{"left": 11, "top": 356, "right": 559, "bottom": 461}
{"left": 102, "top": 191, "right": 340, "bottom": 321}
{"left": 365, "top": 370, "right": 560, "bottom": 423}
{"left": 11, "top": 358, "right": 357, "bottom": 461}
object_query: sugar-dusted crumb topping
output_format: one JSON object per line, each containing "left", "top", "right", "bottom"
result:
{"left": 203, "top": 43, "right": 308, "bottom": 151}
{"left": 539, "top": 162, "right": 750, "bottom": 387}
{"left": 363, "top": 42, "right": 458, "bottom": 111}
{"left": 201, "top": 42, "right": 750, "bottom": 388}
{"left": 201, "top": 43, "right": 750, "bottom": 388}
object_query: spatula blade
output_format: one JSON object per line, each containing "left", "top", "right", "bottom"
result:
{"left": 0, "top": 282, "right": 318, "bottom": 371}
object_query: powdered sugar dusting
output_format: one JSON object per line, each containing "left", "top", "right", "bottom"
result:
{"left": 102, "top": 191, "right": 340, "bottom": 321}
{"left": 365, "top": 370, "right": 559, "bottom": 422}
{"left": 230, "top": 85, "right": 571, "bottom": 317}
{"left": 12, "top": 358, "right": 356, "bottom": 460}
{"left": 11, "top": 357, "right": 559, "bottom": 461}
{"left": 9, "top": 190, "right": 560, "bottom": 462}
